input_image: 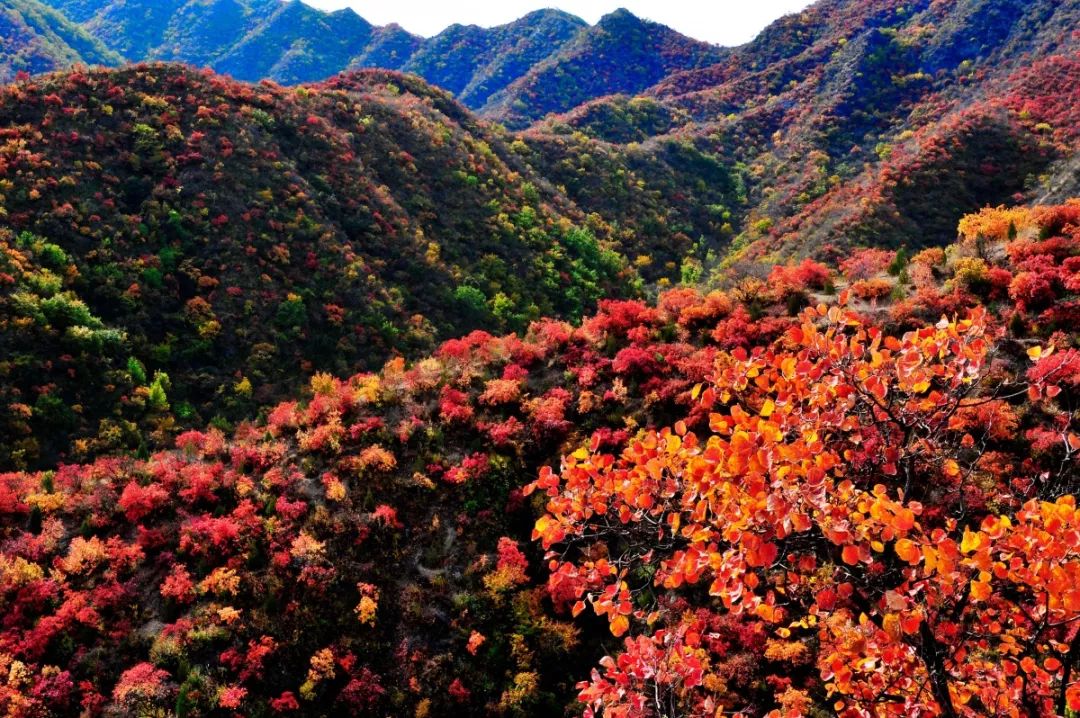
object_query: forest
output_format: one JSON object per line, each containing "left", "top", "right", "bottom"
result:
{"left": 0, "top": 0, "right": 1078, "bottom": 716}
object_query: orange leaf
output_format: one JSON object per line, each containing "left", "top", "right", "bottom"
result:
{"left": 610, "top": 614, "right": 629, "bottom": 637}
{"left": 882, "top": 613, "right": 901, "bottom": 641}
{"left": 895, "top": 539, "right": 920, "bottom": 564}
{"left": 1067, "top": 684, "right": 1080, "bottom": 711}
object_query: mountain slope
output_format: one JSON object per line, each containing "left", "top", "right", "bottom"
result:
{"left": 34, "top": 0, "right": 105, "bottom": 22}
{"left": 0, "top": 0, "right": 117, "bottom": 81}
{"left": 346, "top": 23, "right": 420, "bottom": 70}
{"left": 80, "top": 0, "right": 187, "bottom": 59}
{"left": 5, "top": 0, "right": 1077, "bottom": 471}
{"left": 542, "top": 0, "right": 1080, "bottom": 274}
{"left": 149, "top": 0, "right": 279, "bottom": 68}
{"left": 395, "top": 9, "right": 587, "bottom": 110}
{"left": 484, "top": 8, "right": 727, "bottom": 129}
{"left": 212, "top": 2, "right": 374, "bottom": 84}
{"left": 0, "top": 64, "right": 644, "bottom": 468}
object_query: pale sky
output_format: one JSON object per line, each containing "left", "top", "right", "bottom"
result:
{"left": 302, "top": 1, "right": 816, "bottom": 47}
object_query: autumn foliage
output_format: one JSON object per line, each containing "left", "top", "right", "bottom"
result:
{"left": 0, "top": 199, "right": 1078, "bottom": 715}
{"left": 527, "top": 203, "right": 1080, "bottom": 716}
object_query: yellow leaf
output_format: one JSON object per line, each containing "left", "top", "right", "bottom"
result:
{"left": 610, "top": 614, "right": 629, "bottom": 637}
{"left": 760, "top": 398, "right": 775, "bottom": 418}
{"left": 1028, "top": 344, "right": 1053, "bottom": 361}
{"left": 960, "top": 528, "right": 984, "bottom": 555}
{"left": 668, "top": 512, "right": 681, "bottom": 536}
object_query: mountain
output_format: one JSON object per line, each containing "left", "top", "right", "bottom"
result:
{"left": 0, "top": 0, "right": 118, "bottom": 81}
{"left": 3, "top": 0, "right": 1078, "bottom": 468}
{"left": 0, "top": 0, "right": 1079, "bottom": 716}
{"left": 397, "top": 9, "right": 587, "bottom": 110}
{"left": 482, "top": 8, "right": 726, "bottom": 129}
{"left": 29, "top": 0, "right": 716, "bottom": 123}
{"left": 346, "top": 23, "right": 420, "bottom": 70}
{"left": 0, "top": 64, "right": 652, "bottom": 468}
{"left": 34, "top": 0, "right": 100, "bottom": 21}
{"left": 148, "top": 0, "right": 279, "bottom": 68}
{"left": 80, "top": 0, "right": 188, "bottom": 59}
{"left": 211, "top": 3, "right": 374, "bottom": 84}
{"left": 539, "top": 0, "right": 1080, "bottom": 272}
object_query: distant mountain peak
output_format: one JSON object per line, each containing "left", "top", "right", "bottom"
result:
{"left": 517, "top": 7, "right": 587, "bottom": 23}
{"left": 482, "top": 5, "right": 724, "bottom": 127}
{"left": 599, "top": 7, "right": 640, "bottom": 23}
{"left": 328, "top": 6, "right": 360, "bottom": 19}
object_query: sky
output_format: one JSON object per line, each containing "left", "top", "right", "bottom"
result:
{"left": 302, "top": 1, "right": 816, "bottom": 47}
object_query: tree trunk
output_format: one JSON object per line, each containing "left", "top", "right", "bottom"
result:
{"left": 919, "top": 621, "right": 958, "bottom": 718}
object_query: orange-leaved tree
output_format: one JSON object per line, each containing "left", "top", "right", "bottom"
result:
{"left": 528, "top": 299, "right": 1079, "bottom": 717}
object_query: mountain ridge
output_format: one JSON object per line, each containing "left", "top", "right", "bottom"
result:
{"left": 0, "top": 0, "right": 119, "bottom": 79}
{"left": 22, "top": 0, "right": 726, "bottom": 127}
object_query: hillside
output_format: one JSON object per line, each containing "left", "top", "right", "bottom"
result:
{"left": 0, "top": 0, "right": 117, "bottom": 81}
{"left": 346, "top": 23, "right": 420, "bottom": 71}
{"left": 544, "top": 0, "right": 1080, "bottom": 270}
{"left": 78, "top": 0, "right": 190, "bottom": 60}
{"left": 211, "top": 4, "right": 375, "bottom": 85}
{"left": 396, "top": 10, "right": 587, "bottom": 111}
{"left": 0, "top": 0, "right": 1076, "bottom": 472}
{"left": 482, "top": 9, "right": 726, "bottom": 129}
{"left": 0, "top": 201, "right": 1077, "bottom": 716}
{"left": 28, "top": 0, "right": 715, "bottom": 121}
{"left": 0, "top": 64, "right": 649, "bottom": 469}
{"left": 0, "top": 1, "right": 1079, "bottom": 717}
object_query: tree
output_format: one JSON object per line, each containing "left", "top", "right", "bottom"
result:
{"left": 529, "top": 299, "right": 1079, "bottom": 717}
